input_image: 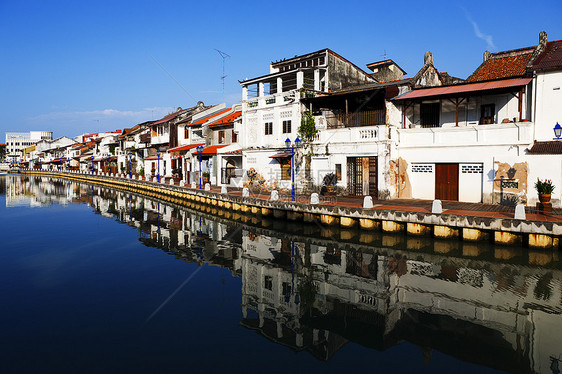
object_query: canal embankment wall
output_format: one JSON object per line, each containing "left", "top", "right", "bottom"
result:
{"left": 14, "top": 170, "right": 562, "bottom": 250}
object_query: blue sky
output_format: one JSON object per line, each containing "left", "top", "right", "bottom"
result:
{"left": 1, "top": 0, "right": 561, "bottom": 139}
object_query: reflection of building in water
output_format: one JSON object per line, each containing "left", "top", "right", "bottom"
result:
{"left": 236, "top": 229, "right": 562, "bottom": 372}
{"left": 5, "top": 175, "right": 77, "bottom": 207}
{"left": 11, "top": 176, "right": 561, "bottom": 373}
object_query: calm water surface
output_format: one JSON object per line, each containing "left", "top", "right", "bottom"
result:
{"left": 1, "top": 175, "right": 561, "bottom": 373}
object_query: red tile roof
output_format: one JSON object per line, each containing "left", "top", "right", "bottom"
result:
{"left": 188, "top": 108, "right": 231, "bottom": 127}
{"left": 151, "top": 112, "right": 180, "bottom": 126}
{"left": 468, "top": 52, "right": 532, "bottom": 82}
{"left": 168, "top": 143, "right": 204, "bottom": 152}
{"left": 532, "top": 40, "right": 562, "bottom": 71}
{"left": 191, "top": 144, "right": 228, "bottom": 156}
{"left": 527, "top": 141, "right": 562, "bottom": 154}
{"left": 208, "top": 111, "right": 241, "bottom": 127}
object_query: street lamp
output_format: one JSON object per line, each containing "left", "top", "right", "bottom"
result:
{"left": 128, "top": 151, "right": 133, "bottom": 178}
{"left": 554, "top": 122, "right": 562, "bottom": 140}
{"left": 157, "top": 149, "right": 161, "bottom": 183}
{"left": 196, "top": 145, "right": 204, "bottom": 189}
{"left": 285, "top": 136, "right": 301, "bottom": 202}
{"left": 107, "top": 155, "right": 111, "bottom": 176}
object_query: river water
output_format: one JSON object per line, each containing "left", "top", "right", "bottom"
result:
{"left": 1, "top": 174, "right": 561, "bottom": 374}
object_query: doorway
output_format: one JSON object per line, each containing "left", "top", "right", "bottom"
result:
{"left": 347, "top": 157, "right": 377, "bottom": 197}
{"left": 435, "top": 163, "right": 459, "bottom": 201}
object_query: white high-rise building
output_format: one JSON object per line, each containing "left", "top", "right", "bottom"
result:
{"left": 5, "top": 131, "right": 52, "bottom": 162}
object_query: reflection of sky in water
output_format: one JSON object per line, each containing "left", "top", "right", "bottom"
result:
{"left": 0, "top": 175, "right": 560, "bottom": 374}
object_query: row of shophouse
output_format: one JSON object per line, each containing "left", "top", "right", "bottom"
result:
{"left": 20, "top": 31, "right": 562, "bottom": 206}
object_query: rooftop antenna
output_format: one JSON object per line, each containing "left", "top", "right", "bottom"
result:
{"left": 382, "top": 50, "right": 387, "bottom": 60}
{"left": 215, "top": 49, "right": 230, "bottom": 103}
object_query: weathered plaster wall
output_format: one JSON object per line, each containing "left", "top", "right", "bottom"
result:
{"left": 327, "top": 53, "right": 373, "bottom": 91}
{"left": 493, "top": 161, "right": 528, "bottom": 205}
{"left": 390, "top": 157, "right": 411, "bottom": 198}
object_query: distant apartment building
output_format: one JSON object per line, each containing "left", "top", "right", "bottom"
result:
{"left": 5, "top": 131, "right": 52, "bottom": 162}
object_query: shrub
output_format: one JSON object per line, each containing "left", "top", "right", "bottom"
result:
{"left": 535, "top": 178, "right": 555, "bottom": 195}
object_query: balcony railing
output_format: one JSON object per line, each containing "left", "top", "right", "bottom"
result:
{"left": 325, "top": 110, "right": 385, "bottom": 129}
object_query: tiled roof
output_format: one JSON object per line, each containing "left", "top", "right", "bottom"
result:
{"left": 168, "top": 143, "right": 204, "bottom": 152}
{"left": 191, "top": 144, "right": 228, "bottom": 155}
{"left": 151, "top": 112, "right": 181, "bottom": 126}
{"left": 527, "top": 141, "right": 562, "bottom": 154}
{"left": 532, "top": 40, "right": 562, "bottom": 71}
{"left": 468, "top": 52, "right": 532, "bottom": 82}
{"left": 208, "top": 111, "right": 241, "bottom": 127}
{"left": 188, "top": 108, "right": 231, "bottom": 127}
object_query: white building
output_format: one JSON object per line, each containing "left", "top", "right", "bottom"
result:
{"left": 392, "top": 32, "right": 554, "bottom": 205}
{"left": 5, "top": 131, "right": 52, "bottom": 162}
{"left": 239, "top": 49, "right": 375, "bottom": 192}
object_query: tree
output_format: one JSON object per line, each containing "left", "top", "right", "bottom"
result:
{"left": 298, "top": 112, "right": 317, "bottom": 190}
{"left": 298, "top": 112, "right": 317, "bottom": 143}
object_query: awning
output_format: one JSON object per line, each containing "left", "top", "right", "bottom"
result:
{"left": 393, "top": 77, "right": 532, "bottom": 100}
{"left": 191, "top": 144, "right": 228, "bottom": 156}
{"left": 269, "top": 153, "right": 291, "bottom": 158}
{"left": 168, "top": 143, "right": 204, "bottom": 152}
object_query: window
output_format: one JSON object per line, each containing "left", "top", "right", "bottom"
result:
{"left": 264, "top": 276, "right": 273, "bottom": 290}
{"left": 335, "top": 164, "right": 342, "bottom": 180}
{"left": 218, "top": 130, "right": 225, "bottom": 144}
{"left": 232, "top": 130, "right": 238, "bottom": 143}
{"left": 480, "top": 104, "right": 495, "bottom": 124}
{"left": 282, "top": 120, "right": 292, "bottom": 134}
{"left": 264, "top": 122, "right": 273, "bottom": 135}
{"left": 420, "top": 102, "right": 440, "bottom": 128}
{"left": 184, "top": 127, "right": 189, "bottom": 139}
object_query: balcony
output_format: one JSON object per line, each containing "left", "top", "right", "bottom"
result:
{"left": 324, "top": 110, "right": 385, "bottom": 129}
{"left": 397, "top": 122, "right": 533, "bottom": 148}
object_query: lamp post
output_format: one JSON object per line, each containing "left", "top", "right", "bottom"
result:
{"left": 285, "top": 136, "right": 301, "bottom": 202}
{"left": 107, "top": 155, "right": 111, "bottom": 176}
{"left": 554, "top": 122, "right": 562, "bottom": 140}
{"left": 157, "top": 149, "right": 161, "bottom": 183}
{"left": 128, "top": 151, "right": 132, "bottom": 178}
{"left": 196, "top": 145, "right": 204, "bottom": 189}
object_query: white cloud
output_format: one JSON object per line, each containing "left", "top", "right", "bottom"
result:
{"left": 26, "top": 107, "right": 175, "bottom": 137}
{"left": 462, "top": 8, "right": 496, "bottom": 50}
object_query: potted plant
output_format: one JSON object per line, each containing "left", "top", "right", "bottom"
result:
{"left": 535, "top": 178, "right": 555, "bottom": 202}
{"left": 321, "top": 172, "right": 337, "bottom": 195}
{"left": 203, "top": 171, "right": 210, "bottom": 184}
{"left": 150, "top": 167, "right": 156, "bottom": 176}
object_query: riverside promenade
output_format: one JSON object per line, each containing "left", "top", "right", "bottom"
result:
{"left": 14, "top": 169, "right": 562, "bottom": 249}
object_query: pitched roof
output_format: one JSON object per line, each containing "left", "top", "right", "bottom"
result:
{"left": 532, "top": 40, "right": 562, "bottom": 71}
{"left": 208, "top": 111, "right": 241, "bottom": 127}
{"left": 191, "top": 144, "right": 228, "bottom": 155}
{"left": 187, "top": 108, "right": 231, "bottom": 127}
{"left": 468, "top": 48, "right": 533, "bottom": 82}
{"left": 168, "top": 143, "right": 204, "bottom": 152}
{"left": 393, "top": 77, "right": 532, "bottom": 101}
{"left": 527, "top": 141, "right": 562, "bottom": 154}
{"left": 151, "top": 111, "right": 181, "bottom": 126}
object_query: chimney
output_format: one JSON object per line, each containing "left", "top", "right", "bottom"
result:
{"left": 483, "top": 50, "right": 491, "bottom": 62}
{"left": 424, "top": 51, "right": 434, "bottom": 66}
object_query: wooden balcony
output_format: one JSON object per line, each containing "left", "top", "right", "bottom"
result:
{"left": 325, "top": 110, "right": 386, "bottom": 129}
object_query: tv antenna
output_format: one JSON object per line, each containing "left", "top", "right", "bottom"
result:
{"left": 215, "top": 49, "right": 230, "bottom": 103}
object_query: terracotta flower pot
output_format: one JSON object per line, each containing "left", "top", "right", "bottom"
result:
{"left": 539, "top": 194, "right": 551, "bottom": 203}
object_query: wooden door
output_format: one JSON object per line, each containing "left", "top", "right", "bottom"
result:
{"left": 347, "top": 157, "right": 378, "bottom": 197}
{"left": 435, "top": 163, "right": 458, "bottom": 201}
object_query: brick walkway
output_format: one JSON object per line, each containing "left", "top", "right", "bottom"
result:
{"left": 163, "top": 181, "right": 562, "bottom": 223}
